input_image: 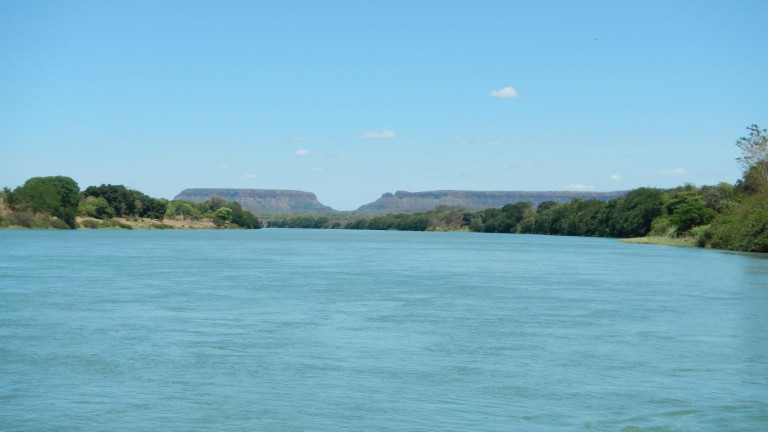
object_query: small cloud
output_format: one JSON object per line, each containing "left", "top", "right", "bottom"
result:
{"left": 361, "top": 129, "right": 396, "bottom": 139}
{"left": 292, "top": 137, "right": 308, "bottom": 142}
{"left": 565, "top": 184, "right": 595, "bottom": 191}
{"left": 490, "top": 86, "right": 519, "bottom": 99}
{"left": 312, "top": 167, "right": 324, "bottom": 172}
{"left": 243, "top": 173, "right": 258, "bottom": 179}
{"left": 660, "top": 168, "right": 692, "bottom": 177}
{"left": 609, "top": 174, "right": 621, "bottom": 181}
{"left": 221, "top": 164, "right": 230, "bottom": 170}
{"left": 294, "top": 149, "right": 311, "bottom": 157}
{"left": 458, "top": 139, "right": 471, "bottom": 145}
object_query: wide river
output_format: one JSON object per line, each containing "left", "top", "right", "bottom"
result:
{"left": 1, "top": 229, "right": 766, "bottom": 431}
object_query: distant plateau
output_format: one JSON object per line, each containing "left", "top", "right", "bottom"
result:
{"left": 175, "top": 189, "right": 628, "bottom": 215}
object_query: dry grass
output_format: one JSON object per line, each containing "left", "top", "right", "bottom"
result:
{"left": 76, "top": 216, "right": 216, "bottom": 230}
{"left": 620, "top": 236, "right": 697, "bottom": 248}
{"left": 0, "top": 197, "right": 11, "bottom": 217}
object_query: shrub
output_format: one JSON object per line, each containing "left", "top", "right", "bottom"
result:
{"left": 80, "top": 219, "right": 101, "bottom": 229}
{"left": 706, "top": 192, "right": 768, "bottom": 252}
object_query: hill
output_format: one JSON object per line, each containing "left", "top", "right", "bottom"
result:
{"left": 355, "top": 190, "right": 627, "bottom": 214}
{"left": 175, "top": 189, "right": 335, "bottom": 214}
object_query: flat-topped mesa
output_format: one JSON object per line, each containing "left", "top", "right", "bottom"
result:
{"left": 356, "top": 190, "right": 628, "bottom": 214}
{"left": 175, "top": 189, "right": 335, "bottom": 214}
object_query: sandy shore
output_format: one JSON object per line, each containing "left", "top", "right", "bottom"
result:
{"left": 77, "top": 216, "right": 216, "bottom": 229}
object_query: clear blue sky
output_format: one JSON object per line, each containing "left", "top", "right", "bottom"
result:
{"left": 2, "top": 0, "right": 766, "bottom": 210}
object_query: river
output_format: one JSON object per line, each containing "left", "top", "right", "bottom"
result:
{"left": 1, "top": 229, "right": 766, "bottom": 431}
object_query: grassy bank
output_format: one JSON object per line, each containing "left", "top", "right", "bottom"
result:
{"left": 620, "top": 236, "right": 697, "bottom": 247}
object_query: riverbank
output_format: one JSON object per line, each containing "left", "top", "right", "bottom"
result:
{"left": 76, "top": 216, "right": 216, "bottom": 230}
{"left": 620, "top": 236, "right": 697, "bottom": 247}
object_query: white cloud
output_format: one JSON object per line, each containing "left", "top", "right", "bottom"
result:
{"left": 294, "top": 148, "right": 311, "bottom": 157}
{"left": 220, "top": 164, "right": 229, "bottom": 170}
{"left": 243, "top": 173, "right": 258, "bottom": 179}
{"left": 609, "top": 174, "right": 621, "bottom": 181}
{"left": 292, "top": 137, "right": 308, "bottom": 142}
{"left": 490, "top": 86, "right": 519, "bottom": 99}
{"left": 565, "top": 184, "right": 595, "bottom": 191}
{"left": 312, "top": 167, "right": 324, "bottom": 172}
{"left": 360, "top": 129, "right": 396, "bottom": 139}
{"left": 660, "top": 168, "right": 692, "bottom": 177}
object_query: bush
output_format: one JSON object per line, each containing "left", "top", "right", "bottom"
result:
{"left": 9, "top": 176, "right": 80, "bottom": 228}
{"left": 706, "top": 192, "right": 768, "bottom": 252}
{"left": 80, "top": 219, "right": 101, "bottom": 229}
{"left": 648, "top": 216, "right": 674, "bottom": 237}
{"left": 101, "top": 219, "right": 132, "bottom": 229}
{"left": 668, "top": 195, "right": 717, "bottom": 233}
{"left": 149, "top": 222, "right": 174, "bottom": 230}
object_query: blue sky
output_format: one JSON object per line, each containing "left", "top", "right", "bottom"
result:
{"left": 1, "top": 1, "right": 767, "bottom": 210}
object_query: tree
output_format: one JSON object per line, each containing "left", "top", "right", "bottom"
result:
{"left": 213, "top": 207, "right": 233, "bottom": 228}
{"left": 226, "top": 201, "right": 261, "bottom": 228}
{"left": 602, "top": 188, "right": 663, "bottom": 238}
{"left": 83, "top": 184, "right": 137, "bottom": 216}
{"left": 10, "top": 176, "right": 80, "bottom": 228}
{"left": 735, "top": 124, "right": 768, "bottom": 189}
{"left": 80, "top": 196, "right": 115, "bottom": 219}
{"left": 669, "top": 195, "right": 716, "bottom": 233}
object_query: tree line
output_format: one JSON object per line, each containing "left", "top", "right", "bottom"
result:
{"left": 1, "top": 181, "right": 261, "bottom": 229}
{"left": 2, "top": 124, "right": 765, "bottom": 251}
{"left": 263, "top": 124, "right": 768, "bottom": 252}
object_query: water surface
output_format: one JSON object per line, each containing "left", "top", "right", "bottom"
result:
{"left": 1, "top": 230, "right": 766, "bottom": 431}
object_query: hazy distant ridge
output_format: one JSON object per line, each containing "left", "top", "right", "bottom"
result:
{"left": 355, "top": 190, "right": 628, "bottom": 214}
{"left": 176, "top": 188, "right": 627, "bottom": 214}
{"left": 175, "top": 189, "right": 335, "bottom": 214}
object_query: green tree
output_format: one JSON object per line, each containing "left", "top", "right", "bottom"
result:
{"left": 735, "top": 124, "right": 768, "bottom": 189}
{"left": 80, "top": 196, "right": 115, "bottom": 219}
{"left": 668, "top": 195, "right": 717, "bottom": 233}
{"left": 700, "top": 182, "right": 736, "bottom": 212}
{"left": 213, "top": 207, "right": 233, "bottom": 228}
{"left": 225, "top": 201, "right": 262, "bottom": 229}
{"left": 706, "top": 191, "right": 768, "bottom": 252}
{"left": 602, "top": 188, "right": 663, "bottom": 238}
{"left": 10, "top": 176, "right": 80, "bottom": 228}
{"left": 166, "top": 200, "right": 200, "bottom": 220}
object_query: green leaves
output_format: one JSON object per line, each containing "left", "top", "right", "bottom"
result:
{"left": 9, "top": 176, "right": 80, "bottom": 228}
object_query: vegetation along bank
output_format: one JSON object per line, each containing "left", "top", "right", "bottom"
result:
{"left": 2, "top": 124, "right": 766, "bottom": 252}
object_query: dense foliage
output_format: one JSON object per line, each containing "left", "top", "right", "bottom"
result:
{"left": 700, "top": 125, "right": 768, "bottom": 252}
{"left": 181, "top": 196, "right": 262, "bottom": 229}
{"left": 332, "top": 186, "right": 711, "bottom": 239}
{"left": 1, "top": 180, "right": 261, "bottom": 230}
{"left": 4, "top": 176, "right": 81, "bottom": 228}
{"left": 83, "top": 184, "right": 167, "bottom": 220}
{"left": 704, "top": 191, "right": 768, "bottom": 252}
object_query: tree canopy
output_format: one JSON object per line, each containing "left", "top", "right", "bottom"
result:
{"left": 7, "top": 176, "right": 80, "bottom": 228}
{"left": 82, "top": 184, "right": 167, "bottom": 220}
{"left": 735, "top": 124, "right": 768, "bottom": 190}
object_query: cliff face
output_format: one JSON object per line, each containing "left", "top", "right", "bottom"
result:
{"left": 355, "top": 190, "right": 627, "bottom": 214}
{"left": 175, "top": 189, "right": 335, "bottom": 214}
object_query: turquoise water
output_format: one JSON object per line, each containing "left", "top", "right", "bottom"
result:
{"left": 1, "top": 229, "right": 766, "bottom": 431}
